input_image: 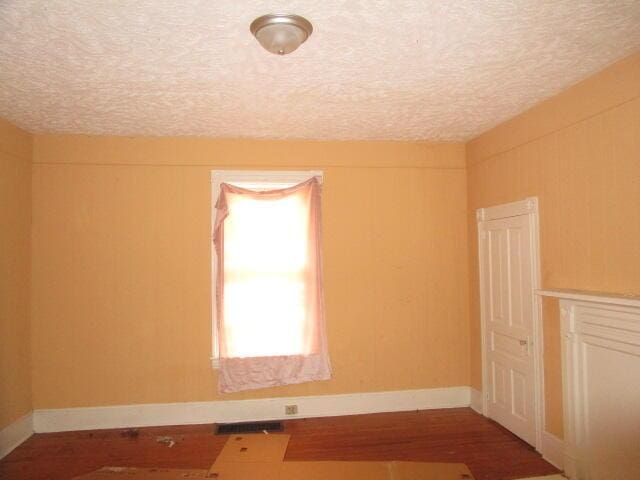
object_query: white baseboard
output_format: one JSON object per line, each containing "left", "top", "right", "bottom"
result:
{"left": 33, "top": 386, "right": 471, "bottom": 433}
{"left": 541, "top": 430, "right": 564, "bottom": 470}
{"left": 470, "top": 388, "right": 483, "bottom": 414}
{"left": 0, "top": 412, "right": 34, "bottom": 459}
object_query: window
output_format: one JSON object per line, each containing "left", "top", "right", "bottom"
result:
{"left": 210, "top": 171, "right": 331, "bottom": 393}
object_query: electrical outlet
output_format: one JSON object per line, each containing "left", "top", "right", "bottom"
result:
{"left": 285, "top": 404, "right": 298, "bottom": 415}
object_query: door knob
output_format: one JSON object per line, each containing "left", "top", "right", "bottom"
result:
{"left": 518, "top": 339, "right": 527, "bottom": 346}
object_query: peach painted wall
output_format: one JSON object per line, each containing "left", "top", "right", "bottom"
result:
{"left": 466, "top": 52, "right": 640, "bottom": 437}
{"left": 0, "top": 119, "right": 32, "bottom": 429}
{"left": 31, "top": 137, "right": 470, "bottom": 408}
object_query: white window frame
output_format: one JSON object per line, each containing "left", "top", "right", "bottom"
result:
{"left": 210, "top": 170, "right": 323, "bottom": 368}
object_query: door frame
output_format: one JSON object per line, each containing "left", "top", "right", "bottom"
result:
{"left": 477, "top": 197, "right": 544, "bottom": 450}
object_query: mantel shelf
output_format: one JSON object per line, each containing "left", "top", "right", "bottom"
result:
{"left": 536, "top": 288, "right": 640, "bottom": 309}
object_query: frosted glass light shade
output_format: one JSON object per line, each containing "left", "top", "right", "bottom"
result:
{"left": 250, "top": 14, "right": 313, "bottom": 56}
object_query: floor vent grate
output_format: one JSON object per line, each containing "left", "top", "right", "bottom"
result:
{"left": 215, "top": 421, "right": 283, "bottom": 435}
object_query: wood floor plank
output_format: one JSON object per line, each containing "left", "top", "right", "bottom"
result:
{"left": 0, "top": 408, "right": 559, "bottom": 480}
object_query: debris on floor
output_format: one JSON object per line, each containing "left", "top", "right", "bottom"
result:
{"left": 156, "top": 435, "right": 176, "bottom": 448}
{"left": 73, "top": 434, "right": 476, "bottom": 479}
{"left": 120, "top": 428, "right": 139, "bottom": 440}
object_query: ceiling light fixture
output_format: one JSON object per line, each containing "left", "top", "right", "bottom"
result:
{"left": 250, "top": 13, "right": 313, "bottom": 56}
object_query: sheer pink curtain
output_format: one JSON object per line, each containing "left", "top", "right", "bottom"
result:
{"left": 213, "top": 177, "right": 331, "bottom": 393}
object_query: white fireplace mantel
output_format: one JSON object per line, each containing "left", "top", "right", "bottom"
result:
{"left": 537, "top": 288, "right": 640, "bottom": 308}
{"left": 537, "top": 288, "right": 640, "bottom": 480}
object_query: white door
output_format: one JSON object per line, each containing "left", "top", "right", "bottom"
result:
{"left": 480, "top": 212, "right": 537, "bottom": 445}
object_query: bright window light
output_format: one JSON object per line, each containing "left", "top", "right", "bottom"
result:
{"left": 210, "top": 171, "right": 323, "bottom": 367}
{"left": 222, "top": 191, "right": 310, "bottom": 358}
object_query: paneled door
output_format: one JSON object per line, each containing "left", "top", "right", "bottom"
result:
{"left": 478, "top": 200, "right": 539, "bottom": 446}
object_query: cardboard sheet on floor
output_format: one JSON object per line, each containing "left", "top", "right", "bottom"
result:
{"left": 73, "top": 434, "right": 474, "bottom": 480}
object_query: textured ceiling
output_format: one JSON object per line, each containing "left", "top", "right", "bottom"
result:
{"left": 1, "top": 1, "right": 640, "bottom": 141}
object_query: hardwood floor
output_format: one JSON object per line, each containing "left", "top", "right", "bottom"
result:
{"left": 0, "top": 408, "right": 559, "bottom": 480}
